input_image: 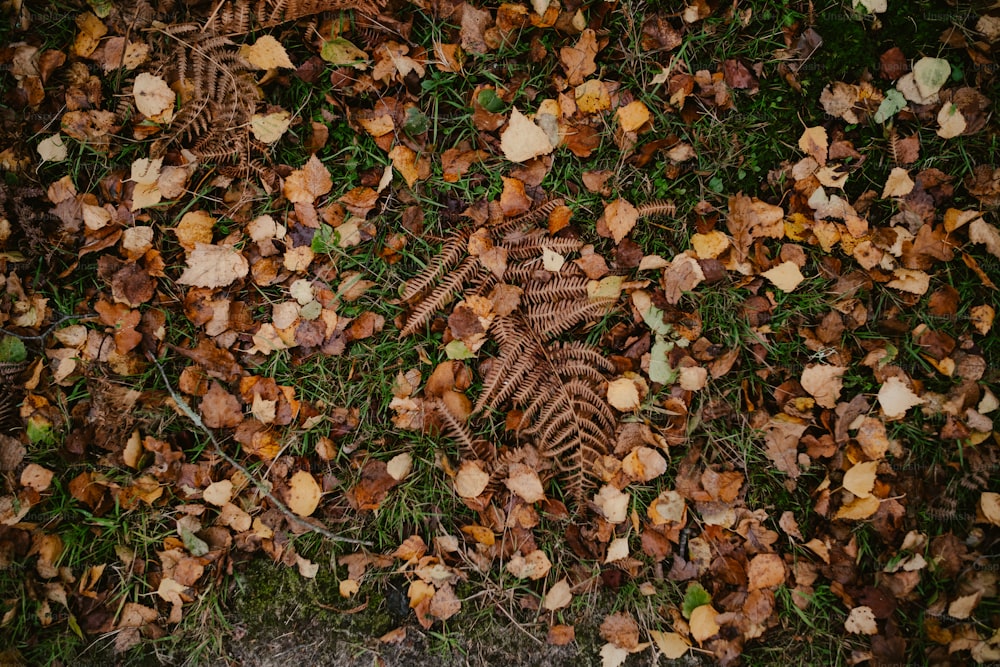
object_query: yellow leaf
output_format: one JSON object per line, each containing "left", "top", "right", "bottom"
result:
{"left": 506, "top": 549, "right": 551, "bottom": 580}
{"left": 648, "top": 489, "right": 686, "bottom": 525}
{"left": 284, "top": 155, "right": 333, "bottom": 204}
{"left": 202, "top": 480, "right": 233, "bottom": 507}
{"left": 386, "top": 453, "right": 413, "bottom": 481}
{"left": 882, "top": 167, "right": 914, "bottom": 198}
{"left": 500, "top": 107, "right": 554, "bottom": 163}
{"left": 980, "top": 492, "right": 1000, "bottom": 526}
{"left": 542, "top": 247, "right": 565, "bottom": 272}
{"left": 878, "top": 376, "right": 924, "bottom": 418}
{"left": 798, "top": 126, "right": 828, "bottom": 165}
{"left": 834, "top": 495, "right": 880, "bottom": 520}
{"left": 843, "top": 461, "right": 878, "bottom": 498}
{"left": 286, "top": 470, "right": 322, "bottom": 517}
{"left": 575, "top": 79, "right": 611, "bottom": 113}
{"left": 689, "top": 605, "right": 720, "bottom": 643}
{"left": 649, "top": 630, "right": 689, "bottom": 659}
{"left": 340, "top": 579, "right": 360, "bottom": 598}
{"left": 37, "top": 135, "right": 68, "bottom": 163}
{"left": 243, "top": 35, "right": 294, "bottom": 70}
{"left": 616, "top": 100, "right": 650, "bottom": 133}
{"left": 593, "top": 484, "right": 630, "bottom": 523}
{"left": 389, "top": 145, "right": 420, "bottom": 188}
{"left": 690, "top": 231, "right": 730, "bottom": 259}
{"left": 605, "top": 537, "right": 629, "bottom": 563}
{"left": 174, "top": 211, "right": 215, "bottom": 252}
{"left": 505, "top": 463, "right": 546, "bottom": 503}
{"left": 800, "top": 364, "right": 846, "bottom": 409}
{"left": 622, "top": 447, "right": 667, "bottom": 483}
{"left": 762, "top": 261, "right": 805, "bottom": 292}
{"left": 251, "top": 111, "right": 291, "bottom": 144}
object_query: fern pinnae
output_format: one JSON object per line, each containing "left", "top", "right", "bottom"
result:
{"left": 400, "top": 232, "right": 471, "bottom": 302}
{"left": 400, "top": 256, "right": 483, "bottom": 336}
{"left": 433, "top": 398, "right": 496, "bottom": 464}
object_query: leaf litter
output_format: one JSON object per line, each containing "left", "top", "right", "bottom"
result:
{"left": 0, "top": 1, "right": 998, "bottom": 665}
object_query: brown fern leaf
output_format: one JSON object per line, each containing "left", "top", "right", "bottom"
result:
{"left": 433, "top": 398, "right": 496, "bottom": 464}
{"left": 635, "top": 199, "right": 677, "bottom": 218}
{"left": 400, "top": 256, "right": 485, "bottom": 336}
{"left": 207, "top": 0, "right": 383, "bottom": 34}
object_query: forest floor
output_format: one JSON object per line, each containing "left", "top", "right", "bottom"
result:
{"left": 1, "top": 1, "right": 1000, "bottom": 665}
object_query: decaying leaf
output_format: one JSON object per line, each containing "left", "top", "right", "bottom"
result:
{"left": 177, "top": 244, "right": 249, "bottom": 289}
{"left": 500, "top": 108, "right": 554, "bottom": 163}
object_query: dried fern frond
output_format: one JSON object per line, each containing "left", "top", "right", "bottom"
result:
{"left": 433, "top": 398, "right": 496, "bottom": 463}
{"left": 635, "top": 199, "right": 677, "bottom": 218}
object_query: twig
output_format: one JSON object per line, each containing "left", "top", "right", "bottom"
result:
{"left": 146, "top": 351, "right": 371, "bottom": 546}
{"left": 0, "top": 312, "right": 96, "bottom": 343}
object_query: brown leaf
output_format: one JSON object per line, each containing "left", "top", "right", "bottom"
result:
{"left": 200, "top": 381, "right": 243, "bottom": 429}
{"left": 547, "top": 624, "right": 576, "bottom": 646}
{"left": 747, "top": 553, "right": 786, "bottom": 591}
{"left": 600, "top": 612, "right": 640, "bottom": 650}
{"left": 560, "top": 29, "right": 598, "bottom": 86}
{"left": 726, "top": 194, "right": 784, "bottom": 257}
{"left": 284, "top": 155, "right": 333, "bottom": 204}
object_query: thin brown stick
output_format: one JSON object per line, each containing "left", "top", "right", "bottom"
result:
{"left": 146, "top": 351, "right": 371, "bottom": 546}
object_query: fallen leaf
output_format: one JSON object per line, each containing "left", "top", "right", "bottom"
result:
{"left": 243, "top": 35, "right": 294, "bottom": 70}
{"left": 286, "top": 470, "right": 322, "bottom": 517}
{"left": 622, "top": 447, "right": 667, "bottom": 483}
{"left": 980, "top": 493, "right": 1000, "bottom": 526}
{"left": 604, "top": 199, "right": 639, "bottom": 244}
{"left": 506, "top": 549, "right": 551, "bottom": 580}
{"left": 560, "top": 29, "right": 598, "bottom": 85}
{"left": 650, "top": 630, "right": 689, "bottom": 659}
{"left": 843, "top": 461, "right": 878, "bottom": 498}
{"left": 37, "top": 134, "right": 68, "bottom": 163}
{"left": 505, "top": 463, "right": 546, "bottom": 503}
{"left": 543, "top": 579, "right": 573, "bottom": 611}
{"left": 798, "top": 126, "right": 828, "bottom": 165}
{"left": 177, "top": 244, "right": 249, "bottom": 288}
{"left": 800, "top": 365, "right": 846, "bottom": 409}
{"left": 689, "top": 605, "right": 720, "bottom": 643}
{"left": 202, "top": 480, "right": 233, "bottom": 506}
{"left": 762, "top": 261, "right": 805, "bottom": 292}
{"left": 284, "top": 155, "right": 333, "bottom": 204}
{"left": 834, "top": 495, "right": 880, "bottom": 520}
{"left": 845, "top": 605, "right": 878, "bottom": 634}
{"left": 133, "top": 73, "right": 174, "bottom": 117}
{"left": 747, "top": 553, "right": 786, "bottom": 591}
{"left": 594, "top": 484, "right": 630, "bottom": 523}
{"left": 600, "top": 643, "right": 629, "bottom": 667}
{"left": 454, "top": 460, "right": 490, "bottom": 498}
{"left": 600, "top": 612, "right": 640, "bottom": 650}
{"left": 607, "top": 378, "right": 640, "bottom": 411}
{"left": 878, "top": 377, "right": 924, "bottom": 418}
{"left": 251, "top": 111, "right": 291, "bottom": 144}
{"left": 500, "top": 107, "right": 554, "bottom": 163}
{"left": 616, "top": 100, "right": 651, "bottom": 133}
{"left": 386, "top": 453, "right": 413, "bottom": 481}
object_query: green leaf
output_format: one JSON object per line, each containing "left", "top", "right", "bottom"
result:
{"left": 320, "top": 38, "right": 369, "bottom": 68}
{"left": 639, "top": 303, "right": 673, "bottom": 337}
{"left": 180, "top": 525, "right": 209, "bottom": 557}
{"left": 873, "top": 88, "right": 906, "bottom": 124}
{"left": 402, "top": 107, "right": 429, "bottom": 137}
{"left": 311, "top": 224, "right": 335, "bottom": 253}
{"left": 477, "top": 89, "right": 505, "bottom": 114}
{"left": 0, "top": 335, "right": 26, "bottom": 363}
{"left": 912, "top": 57, "right": 950, "bottom": 98}
{"left": 67, "top": 614, "right": 84, "bottom": 640}
{"left": 445, "top": 340, "right": 474, "bottom": 360}
{"left": 26, "top": 419, "right": 53, "bottom": 445}
{"left": 682, "top": 582, "right": 712, "bottom": 620}
{"left": 649, "top": 336, "right": 678, "bottom": 385}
